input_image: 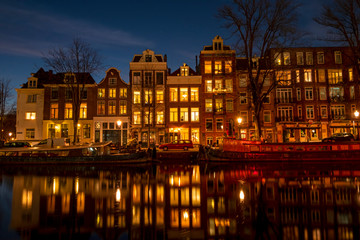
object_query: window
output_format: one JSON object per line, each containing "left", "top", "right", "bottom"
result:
{"left": 317, "top": 52, "right": 324, "bottom": 64}
{"left": 65, "top": 88, "right": 72, "bottom": 99}
{"left": 83, "top": 124, "right": 91, "bottom": 138}
{"left": 180, "top": 108, "right": 189, "bottom": 122}
{"left": 170, "top": 88, "right": 178, "bottom": 102}
{"left": 284, "top": 52, "right": 291, "bottom": 65}
{"left": 216, "top": 119, "right": 223, "bottom": 131}
{"left": 25, "top": 112, "right": 36, "bottom": 120}
{"left": 215, "top": 99, "right": 223, "bottom": 112}
{"left": 65, "top": 103, "right": 73, "bottom": 119}
{"left": 274, "top": 52, "right": 281, "bottom": 65}
{"left": 306, "top": 106, "right": 314, "bottom": 119}
{"left": 81, "top": 88, "right": 87, "bottom": 99}
{"left": 26, "top": 128, "right": 35, "bottom": 139}
{"left": 329, "top": 87, "right": 344, "bottom": 101}
{"left": 206, "top": 119, "right": 213, "bottom": 131}
{"left": 50, "top": 104, "right": 58, "bottom": 119}
{"left": 156, "top": 72, "right": 164, "bottom": 85}
{"left": 214, "top": 61, "right": 222, "bottom": 74}
{"left": 263, "top": 93, "right": 270, "bottom": 104}
{"left": 225, "top": 61, "right": 232, "bottom": 73}
{"left": 276, "top": 88, "right": 292, "bottom": 103}
{"left": 133, "top": 72, "right": 141, "bottom": 85}
{"left": 97, "top": 101, "right": 105, "bottom": 115}
{"left": 145, "top": 55, "right": 152, "bottom": 62}
{"left": 236, "top": 93, "right": 247, "bottom": 106}
{"left": 156, "top": 112, "right": 164, "bottom": 124}
{"left": 225, "top": 79, "right": 233, "bottom": 92}
{"left": 277, "top": 106, "right": 293, "bottom": 121}
{"left": 28, "top": 79, "right": 37, "bottom": 88}
{"left": 276, "top": 71, "right": 292, "bottom": 85}
{"left": 51, "top": 88, "right": 58, "bottom": 99}
{"left": 205, "top": 99, "right": 212, "bottom": 112}
{"left": 144, "top": 89, "right": 153, "bottom": 104}
{"left": 27, "top": 94, "right": 37, "bottom": 103}
{"left": 145, "top": 72, "right": 152, "bottom": 85}
{"left": 226, "top": 99, "right": 233, "bottom": 112}
{"left": 239, "top": 74, "right": 247, "bottom": 87}
{"left": 240, "top": 111, "right": 248, "bottom": 123}
{"left": 320, "top": 105, "right": 327, "bottom": 118}
{"left": 133, "top": 91, "right": 140, "bottom": 104}
{"left": 98, "top": 88, "right": 105, "bottom": 98}
{"left": 61, "top": 124, "right": 68, "bottom": 138}
{"left": 335, "top": 51, "right": 342, "bottom": 64}
{"left": 180, "top": 88, "right": 188, "bottom": 102}
{"left": 156, "top": 90, "right": 164, "bottom": 103}
{"left": 190, "top": 88, "right": 199, "bottom": 101}
{"left": 170, "top": 108, "right": 178, "bottom": 122}
{"left": 180, "top": 66, "right": 189, "bottom": 76}
{"left": 305, "top": 88, "right": 313, "bottom": 100}
{"left": 306, "top": 52, "right": 313, "bottom": 65}
{"left": 328, "top": 69, "right": 343, "bottom": 84}
{"left": 331, "top": 105, "right": 345, "bottom": 119}
{"left": 108, "top": 101, "right": 116, "bottom": 115}
{"left": 119, "top": 100, "right": 127, "bottom": 114}
{"left": 80, "top": 103, "right": 87, "bottom": 118}
{"left": 215, "top": 79, "right": 222, "bottom": 90}
{"left": 318, "top": 69, "right": 325, "bottom": 82}
{"left": 109, "top": 88, "right": 116, "bottom": 98}
{"left": 144, "top": 112, "right": 153, "bottom": 125}
{"left": 120, "top": 88, "right": 127, "bottom": 97}
{"left": 191, "top": 108, "right": 199, "bottom": 122}
{"left": 349, "top": 69, "right": 353, "bottom": 82}
{"left": 109, "top": 78, "right": 116, "bottom": 85}
{"left": 298, "top": 106, "right": 302, "bottom": 119}
{"left": 133, "top": 112, "right": 141, "bottom": 124}
{"left": 297, "top": 88, "right": 301, "bottom": 101}
{"left": 296, "top": 52, "right": 304, "bottom": 65}
{"left": 319, "top": 87, "right": 327, "bottom": 100}
{"left": 205, "top": 80, "right": 212, "bottom": 92}
{"left": 304, "top": 69, "right": 312, "bottom": 82}
{"left": 264, "top": 110, "right": 271, "bottom": 123}
{"left": 350, "top": 86, "right": 355, "bottom": 100}
{"left": 204, "top": 61, "right": 212, "bottom": 74}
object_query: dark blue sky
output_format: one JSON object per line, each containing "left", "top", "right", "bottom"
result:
{"left": 0, "top": 0, "right": 330, "bottom": 88}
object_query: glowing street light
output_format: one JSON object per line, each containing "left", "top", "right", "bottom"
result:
{"left": 355, "top": 111, "right": 360, "bottom": 140}
{"left": 237, "top": 117, "right": 243, "bottom": 139}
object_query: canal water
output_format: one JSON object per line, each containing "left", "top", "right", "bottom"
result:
{"left": 0, "top": 161, "right": 359, "bottom": 240}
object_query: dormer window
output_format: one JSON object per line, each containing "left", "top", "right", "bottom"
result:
{"left": 109, "top": 78, "right": 117, "bottom": 85}
{"left": 212, "top": 36, "right": 224, "bottom": 51}
{"left": 28, "top": 79, "right": 37, "bottom": 88}
{"left": 180, "top": 63, "right": 189, "bottom": 76}
{"left": 145, "top": 55, "right": 152, "bottom": 62}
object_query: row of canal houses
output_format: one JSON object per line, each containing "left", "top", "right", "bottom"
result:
{"left": 16, "top": 36, "right": 360, "bottom": 146}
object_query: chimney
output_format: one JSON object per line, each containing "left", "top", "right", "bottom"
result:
{"left": 164, "top": 54, "right": 167, "bottom": 62}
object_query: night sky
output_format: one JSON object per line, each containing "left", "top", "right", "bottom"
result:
{"left": 1, "top": 0, "right": 331, "bottom": 89}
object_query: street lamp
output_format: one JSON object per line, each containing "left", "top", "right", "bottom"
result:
{"left": 117, "top": 120, "right": 122, "bottom": 148}
{"left": 355, "top": 111, "right": 359, "bottom": 140}
{"left": 237, "top": 117, "right": 242, "bottom": 139}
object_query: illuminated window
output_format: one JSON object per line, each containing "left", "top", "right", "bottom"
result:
{"left": 215, "top": 79, "right": 222, "bottom": 90}
{"left": 328, "top": 69, "right": 343, "bottom": 84}
{"left": 204, "top": 61, "right": 212, "bottom": 74}
{"left": 191, "top": 108, "right": 199, "bottom": 122}
{"left": 215, "top": 99, "right": 223, "bottom": 112}
{"left": 144, "top": 89, "right": 153, "bottom": 104}
{"left": 170, "top": 108, "right": 178, "bottom": 122}
{"left": 170, "top": 88, "right": 178, "bottom": 102}
{"left": 156, "top": 185, "right": 164, "bottom": 203}
{"left": 274, "top": 52, "right": 281, "bottom": 65}
{"left": 98, "top": 88, "right": 105, "bottom": 98}
{"left": 205, "top": 80, "right": 212, "bottom": 92}
{"left": 190, "top": 88, "right": 198, "bottom": 101}
{"left": 276, "top": 70, "right": 292, "bottom": 85}
{"left": 80, "top": 103, "right": 87, "bottom": 118}
{"left": 225, "top": 79, "right": 233, "bottom": 92}
{"left": 119, "top": 100, "right": 127, "bottom": 114}
{"left": 304, "top": 69, "right": 312, "bottom": 82}
{"left": 214, "top": 61, "right": 222, "bottom": 74}
{"left": 133, "top": 91, "right": 140, "bottom": 104}
{"left": 156, "top": 90, "right": 164, "bottom": 103}
{"left": 144, "top": 112, "right": 153, "bottom": 124}
{"left": 180, "top": 108, "right": 188, "bottom": 122}
{"left": 181, "top": 188, "right": 190, "bottom": 206}
{"left": 108, "top": 101, "right": 116, "bottom": 115}
{"left": 284, "top": 52, "right": 291, "bottom": 65}
{"left": 119, "top": 88, "right": 127, "bottom": 97}
{"left": 349, "top": 69, "right": 353, "bottom": 81}
{"left": 156, "top": 112, "right": 164, "bottom": 124}
{"left": 205, "top": 99, "right": 212, "bottom": 112}
{"left": 207, "top": 198, "right": 215, "bottom": 213}
{"left": 50, "top": 103, "right": 58, "bottom": 119}
{"left": 133, "top": 112, "right": 141, "bottom": 124}
{"left": 109, "top": 88, "right": 116, "bottom": 98}
{"left": 180, "top": 65, "right": 189, "bottom": 76}
{"left": 225, "top": 60, "right": 232, "bottom": 73}
{"left": 181, "top": 209, "right": 190, "bottom": 228}
{"left": 180, "top": 88, "right": 188, "bottom": 102}
{"left": 65, "top": 103, "right": 73, "bottom": 118}
{"left": 25, "top": 112, "right": 36, "bottom": 120}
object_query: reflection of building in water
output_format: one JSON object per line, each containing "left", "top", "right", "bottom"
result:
{"left": 9, "top": 166, "right": 360, "bottom": 239}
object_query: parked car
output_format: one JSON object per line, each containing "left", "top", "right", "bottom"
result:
{"left": 322, "top": 133, "right": 355, "bottom": 142}
{"left": 4, "top": 141, "right": 31, "bottom": 148}
{"left": 159, "top": 140, "right": 194, "bottom": 151}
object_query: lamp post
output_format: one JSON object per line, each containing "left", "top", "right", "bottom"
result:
{"left": 355, "top": 111, "right": 359, "bottom": 140}
{"left": 117, "top": 120, "right": 122, "bottom": 148}
{"left": 237, "top": 117, "right": 242, "bottom": 139}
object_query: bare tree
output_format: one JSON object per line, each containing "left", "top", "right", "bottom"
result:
{"left": 314, "top": 0, "right": 360, "bottom": 74}
{"left": 218, "top": 0, "right": 300, "bottom": 140}
{"left": 43, "top": 38, "right": 102, "bottom": 144}
{"left": 0, "top": 78, "right": 14, "bottom": 140}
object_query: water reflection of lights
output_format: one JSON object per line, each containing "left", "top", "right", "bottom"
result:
{"left": 52, "top": 178, "right": 57, "bottom": 194}
{"left": 170, "top": 175, "right": 174, "bottom": 186}
{"left": 75, "top": 177, "right": 79, "bottom": 194}
{"left": 239, "top": 190, "right": 245, "bottom": 202}
{"left": 116, "top": 188, "right": 121, "bottom": 202}
{"left": 183, "top": 210, "right": 189, "bottom": 220}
